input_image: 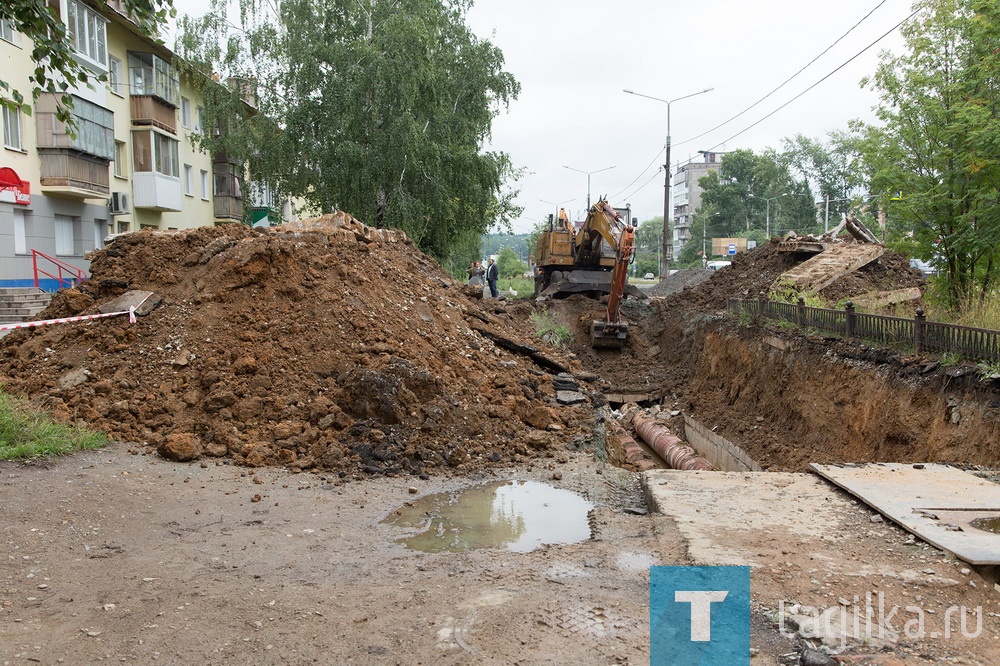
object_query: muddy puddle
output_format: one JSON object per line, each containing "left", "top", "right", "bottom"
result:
{"left": 970, "top": 516, "right": 1000, "bottom": 534}
{"left": 383, "top": 480, "right": 594, "bottom": 553}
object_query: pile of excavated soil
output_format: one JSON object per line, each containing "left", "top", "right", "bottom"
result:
{"left": 0, "top": 219, "right": 595, "bottom": 477}
{"left": 643, "top": 268, "right": 712, "bottom": 298}
{"left": 656, "top": 238, "right": 926, "bottom": 312}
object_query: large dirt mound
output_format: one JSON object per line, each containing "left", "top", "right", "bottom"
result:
{"left": 654, "top": 239, "right": 925, "bottom": 312}
{"left": 0, "top": 220, "right": 593, "bottom": 477}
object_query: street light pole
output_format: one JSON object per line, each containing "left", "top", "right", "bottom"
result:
{"left": 817, "top": 196, "right": 851, "bottom": 233}
{"left": 749, "top": 192, "right": 788, "bottom": 238}
{"left": 701, "top": 211, "right": 720, "bottom": 266}
{"left": 562, "top": 165, "right": 615, "bottom": 210}
{"left": 624, "top": 87, "right": 714, "bottom": 280}
{"left": 539, "top": 198, "right": 577, "bottom": 227}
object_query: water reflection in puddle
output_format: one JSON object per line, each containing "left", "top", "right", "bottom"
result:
{"left": 970, "top": 516, "right": 1000, "bottom": 534}
{"left": 383, "top": 480, "right": 594, "bottom": 553}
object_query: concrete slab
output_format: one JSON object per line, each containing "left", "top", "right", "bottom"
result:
{"left": 774, "top": 243, "right": 884, "bottom": 293}
{"left": 642, "top": 470, "right": 849, "bottom": 566}
{"left": 810, "top": 463, "right": 1000, "bottom": 566}
{"left": 98, "top": 290, "right": 161, "bottom": 316}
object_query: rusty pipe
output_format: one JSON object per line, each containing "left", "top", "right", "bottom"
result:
{"left": 632, "top": 413, "right": 713, "bottom": 471}
{"left": 610, "top": 420, "right": 657, "bottom": 471}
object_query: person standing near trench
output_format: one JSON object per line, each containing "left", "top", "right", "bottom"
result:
{"left": 486, "top": 258, "right": 499, "bottom": 298}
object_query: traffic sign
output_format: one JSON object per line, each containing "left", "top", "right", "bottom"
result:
{"left": 727, "top": 243, "right": 737, "bottom": 256}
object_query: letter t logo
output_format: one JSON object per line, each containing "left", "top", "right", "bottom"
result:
{"left": 674, "top": 590, "right": 729, "bottom": 641}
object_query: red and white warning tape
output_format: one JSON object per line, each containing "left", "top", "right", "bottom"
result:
{"left": 0, "top": 306, "right": 137, "bottom": 332}
{"left": 0, "top": 293, "right": 151, "bottom": 333}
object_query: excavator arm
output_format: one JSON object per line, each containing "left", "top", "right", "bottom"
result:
{"left": 590, "top": 221, "right": 635, "bottom": 348}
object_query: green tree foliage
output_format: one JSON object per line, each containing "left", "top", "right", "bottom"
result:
{"left": 781, "top": 132, "right": 868, "bottom": 229}
{"left": 697, "top": 148, "right": 816, "bottom": 239}
{"left": 0, "top": 0, "right": 174, "bottom": 124}
{"left": 854, "top": 0, "right": 1000, "bottom": 307}
{"left": 482, "top": 232, "right": 530, "bottom": 263}
{"left": 496, "top": 246, "right": 526, "bottom": 279}
{"left": 176, "top": 0, "right": 522, "bottom": 262}
{"left": 634, "top": 217, "right": 662, "bottom": 277}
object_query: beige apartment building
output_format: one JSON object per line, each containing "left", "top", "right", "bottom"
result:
{"left": 671, "top": 151, "right": 724, "bottom": 257}
{"left": 0, "top": 1, "right": 289, "bottom": 290}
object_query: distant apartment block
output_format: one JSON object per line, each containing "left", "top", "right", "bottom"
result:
{"left": 672, "top": 151, "right": 724, "bottom": 256}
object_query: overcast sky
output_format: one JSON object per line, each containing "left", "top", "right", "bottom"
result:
{"left": 173, "top": 0, "right": 916, "bottom": 233}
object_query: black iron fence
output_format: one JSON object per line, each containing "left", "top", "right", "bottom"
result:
{"left": 729, "top": 296, "right": 1000, "bottom": 364}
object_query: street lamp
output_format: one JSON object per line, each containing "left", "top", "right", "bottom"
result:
{"left": 700, "top": 211, "right": 721, "bottom": 266}
{"left": 816, "top": 196, "right": 851, "bottom": 234}
{"left": 562, "top": 165, "right": 615, "bottom": 210}
{"left": 539, "top": 198, "right": 577, "bottom": 227}
{"left": 623, "top": 86, "right": 714, "bottom": 280}
{"left": 749, "top": 192, "right": 788, "bottom": 239}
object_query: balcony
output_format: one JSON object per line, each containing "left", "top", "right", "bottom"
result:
{"left": 130, "top": 95, "right": 176, "bottom": 133}
{"left": 133, "top": 171, "right": 182, "bottom": 211}
{"left": 38, "top": 149, "right": 110, "bottom": 199}
{"left": 214, "top": 194, "right": 244, "bottom": 221}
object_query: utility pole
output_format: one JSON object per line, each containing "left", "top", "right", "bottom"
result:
{"left": 623, "top": 87, "right": 714, "bottom": 280}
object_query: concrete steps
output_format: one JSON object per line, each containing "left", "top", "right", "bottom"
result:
{"left": 0, "top": 288, "right": 53, "bottom": 324}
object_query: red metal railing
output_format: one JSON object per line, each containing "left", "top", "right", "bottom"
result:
{"left": 31, "top": 249, "right": 88, "bottom": 291}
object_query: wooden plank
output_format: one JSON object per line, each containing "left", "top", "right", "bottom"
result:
{"left": 810, "top": 463, "right": 1000, "bottom": 565}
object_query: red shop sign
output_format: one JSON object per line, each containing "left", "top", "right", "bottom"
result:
{"left": 0, "top": 166, "right": 31, "bottom": 205}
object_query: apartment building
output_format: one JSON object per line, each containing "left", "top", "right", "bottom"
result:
{"left": 671, "top": 151, "right": 724, "bottom": 256}
{"left": 0, "top": 1, "right": 277, "bottom": 290}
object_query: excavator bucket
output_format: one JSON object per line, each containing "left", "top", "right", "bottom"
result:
{"left": 590, "top": 320, "right": 629, "bottom": 349}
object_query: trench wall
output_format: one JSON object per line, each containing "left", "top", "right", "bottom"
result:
{"left": 681, "top": 327, "right": 1000, "bottom": 472}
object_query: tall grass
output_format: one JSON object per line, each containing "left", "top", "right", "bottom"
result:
{"left": 923, "top": 290, "right": 1000, "bottom": 331}
{"left": 529, "top": 308, "right": 573, "bottom": 347}
{"left": 499, "top": 277, "right": 535, "bottom": 299}
{"left": 0, "top": 391, "right": 108, "bottom": 460}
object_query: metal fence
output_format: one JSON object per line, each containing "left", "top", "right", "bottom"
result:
{"left": 729, "top": 296, "right": 1000, "bottom": 364}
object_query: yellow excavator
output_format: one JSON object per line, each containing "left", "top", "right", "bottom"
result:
{"left": 534, "top": 199, "right": 640, "bottom": 349}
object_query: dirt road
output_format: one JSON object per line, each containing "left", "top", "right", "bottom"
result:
{"left": 4, "top": 445, "right": 999, "bottom": 665}
{"left": 2, "top": 445, "right": 680, "bottom": 665}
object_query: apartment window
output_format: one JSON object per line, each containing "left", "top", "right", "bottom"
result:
{"left": 109, "top": 55, "right": 124, "bottom": 96}
{"left": 200, "top": 169, "right": 209, "bottom": 200}
{"left": 67, "top": 0, "right": 107, "bottom": 68}
{"left": 132, "top": 129, "right": 179, "bottom": 177}
{"left": 1, "top": 19, "right": 19, "bottom": 45}
{"left": 117, "top": 220, "right": 130, "bottom": 234}
{"left": 195, "top": 106, "right": 205, "bottom": 134}
{"left": 55, "top": 215, "right": 76, "bottom": 256}
{"left": 114, "top": 140, "right": 127, "bottom": 177}
{"left": 128, "top": 52, "right": 180, "bottom": 107}
{"left": 94, "top": 219, "right": 106, "bottom": 250}
{"left": 181, "top": 97, "right": 191, "bottom": 128}
{"left": 2, "top": 105, "right": 22, "bottom": 151}
{"left": 183, "top": 164, "right": 193, "bottom": 195}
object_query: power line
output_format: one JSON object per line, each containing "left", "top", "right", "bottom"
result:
{"left": 621, "top": 169, "right": 665, "bottom": 204}
{"left": 609, "top": 146, "right": 665, "bottom": 201}
{"left": 699, "top": 7, "right": 920, "bottom": 153}
{"left": 674, "top": 0, "right": 889, "bottom": 150}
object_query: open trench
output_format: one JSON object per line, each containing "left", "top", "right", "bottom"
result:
{"left": 554, "top": 300, "right": 1000, "bottom": 473}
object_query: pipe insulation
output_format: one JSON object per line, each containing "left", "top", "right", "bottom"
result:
{"left": 610, "top": 420, "right": 658, "bottom": 471}
{"left": 632, "top": 413, "right": 714, "bottom": 471}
